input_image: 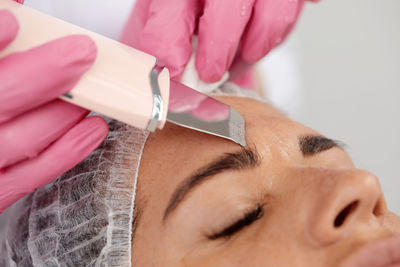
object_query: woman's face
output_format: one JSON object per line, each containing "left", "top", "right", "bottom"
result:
{"left": 132, "top": 97, "right": 400, "bottom": 267}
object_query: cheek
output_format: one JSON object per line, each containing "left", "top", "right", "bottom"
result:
{"left": 181, "top": 226, "right": 314, "bottom": 267}
{"left": 383, "top": 211, "right": 400, "bottom": 234}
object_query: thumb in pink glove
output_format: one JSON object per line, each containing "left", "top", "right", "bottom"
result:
{"left": 0, "top": 10, "right": 109, "bottom": 213}
{"left": 121, "top": 0, "right": 319, "bottom": 85}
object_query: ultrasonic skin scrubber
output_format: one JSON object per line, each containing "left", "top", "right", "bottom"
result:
{"left": 0, "top": 0, "right": 246, "bottom": 147}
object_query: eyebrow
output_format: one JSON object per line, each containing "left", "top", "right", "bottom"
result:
{"left": 299, "top": 135, "right": 344, "bottom": 156}
{"left": 163, "top": 147, "right": 261, "bottom": 221}
{"left": 163, "top": 135, "right": 344, "bottom": 221}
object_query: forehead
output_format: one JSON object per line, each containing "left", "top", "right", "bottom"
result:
{"left": 148, "top": 96, "right": 308, "bottom": 157}
{"left": 221, "top": 97, "right": 320, "bottom": 156}
{"left": 138, "top": 97, "right": 315, "bottom": 190}
{"left": 163, "top": 96, "right": 311, "bottom": 144}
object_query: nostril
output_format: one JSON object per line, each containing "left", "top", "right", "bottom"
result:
{"left": 372, "top": 196, "right": 386, "bottom": 217}
{"left": 334, "top": 201, "right": 359, "bottom": 228}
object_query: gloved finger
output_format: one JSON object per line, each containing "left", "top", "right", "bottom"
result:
{"left": 138, "top": 0, "right": 199, "bottom": 79}
{"left": 241, "top": 0, "right": 305, "bottom": 62}
{"left": 229, "top": 66, "right": 256, "bottom": 90}
{"left": 0, "top": 116, "right": 108, "bottom": 214}
{"left": 120, "top": 0, "right": 151, "bottom": 47}
{"left": 196, "top": 0, "right": 256, "bottom": 83}
{"left": 0, "top": 34, "right": 97, "bottom": 123}
{"left": 274, "top": 1, "right": 306, "bottom": 50}
{"left": 228, "top": 55, "right": 253, "bottom": 82}
{"left": 0, "top": 100, "right": 89, "bottom": 168}
{"left": 0, "top": 9, "right": 19, "bottom": 51}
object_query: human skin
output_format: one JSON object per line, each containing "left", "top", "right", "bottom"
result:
{"left": 132, "top": 96, "right": 400, "bottom": 266}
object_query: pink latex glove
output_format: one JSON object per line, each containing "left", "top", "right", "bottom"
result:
{"left": 0, "top": 10, "right": 109, "bottom": 214}
{"left": 121, "top": 0, "right": 319, "bottom": 84}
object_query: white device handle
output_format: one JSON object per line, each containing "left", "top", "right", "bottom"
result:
{"left": 0, "top": 0, "right": 170, "bottom": 130}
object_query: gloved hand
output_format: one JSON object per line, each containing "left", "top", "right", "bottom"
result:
{"left": 121, "top": 0, "right": 319, "bottom": 84}
{"left": 0, "top": 10, "right": 109, "bottom": 213}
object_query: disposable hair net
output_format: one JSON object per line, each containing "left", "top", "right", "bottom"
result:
{"left": 0, "top": 121, "right": 149, "bottom": 267}
{"left": 0, "top": 67, "right": 265, "bottom": 266}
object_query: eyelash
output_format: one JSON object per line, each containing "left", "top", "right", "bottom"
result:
{"left": 207, "top": 204, "right": 264, "bottom": 240}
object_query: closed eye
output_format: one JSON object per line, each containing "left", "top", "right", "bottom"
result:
{"left": 207, "top": 204, "right": 263, "bottom": 240}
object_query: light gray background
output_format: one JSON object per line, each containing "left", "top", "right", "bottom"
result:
{"left": 25, "top": 0, "right": 399, "bottom": 213}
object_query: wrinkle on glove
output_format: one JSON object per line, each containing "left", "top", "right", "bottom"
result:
{"left": 121, "top": 0, "right": 319, "bottom": 83}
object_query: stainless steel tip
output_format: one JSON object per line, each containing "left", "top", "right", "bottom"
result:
{"left": 167, "top": 80, "right": 246, "bottom": 147}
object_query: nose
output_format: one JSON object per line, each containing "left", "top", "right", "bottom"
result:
{"left": 305, "top": 168, "right": 387, "bottom": 246}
